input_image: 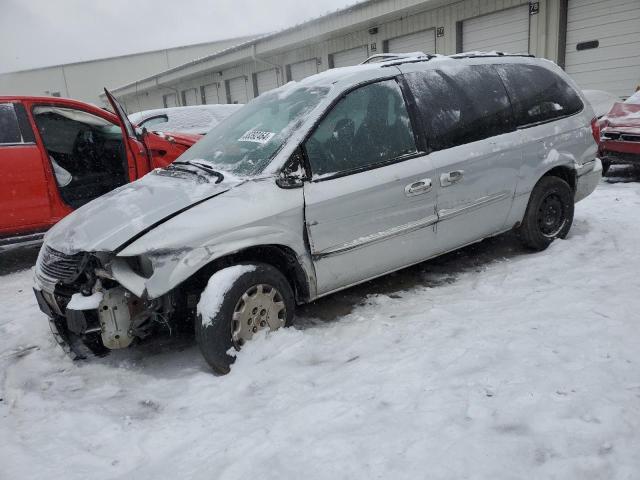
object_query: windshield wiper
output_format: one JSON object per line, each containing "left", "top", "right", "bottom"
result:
{"left": 161, "top": 164, "right": 209, "bottom": 183}
{"left": 174, "top": 161, "right": 224, "bottom": 184}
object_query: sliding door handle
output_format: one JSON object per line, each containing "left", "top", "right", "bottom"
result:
{"left": 441, "top": 170, "right": 464, "bottom": 187}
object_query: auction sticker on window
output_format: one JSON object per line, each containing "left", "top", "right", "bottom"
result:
{"left": 239, "top": 129, "right": 275, "bottom": 144}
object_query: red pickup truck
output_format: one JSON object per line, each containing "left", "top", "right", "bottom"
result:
{"left": 598, "top": 91, "right": 640, "bottom": 176}
{"left": 0, "top": 90, "right": 199, "bottom": 249}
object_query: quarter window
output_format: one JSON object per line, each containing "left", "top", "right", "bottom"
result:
{"left": 405, "top": 65, "right": 514, "bottom": 151}
{"left": 305, "top": 79, "right": 417, "bottom": 177}
{"left": 494, "top": 64, "right": 583, "bottom": 126}
{"left": 0, "top": 103, "right": 23, "bottom": 144}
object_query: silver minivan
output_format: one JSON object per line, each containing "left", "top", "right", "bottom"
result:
{"left": 33, "top": 53, "right": 602, "bottom": 373}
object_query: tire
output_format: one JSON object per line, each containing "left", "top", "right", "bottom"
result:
{"left": 602, "top": 160, "right": 611, "bottom": 177}
{"left": 518, "top": 176, "right": 574, "bottom": 251}
{"left": 195, "top": 262, "right": 295, "bottom": 374}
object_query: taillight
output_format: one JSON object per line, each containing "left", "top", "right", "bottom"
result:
{"left": 591, "top": 117, "right": 601, "bottom": 144}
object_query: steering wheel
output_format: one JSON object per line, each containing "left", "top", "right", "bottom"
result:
{"left": 305, "top": 137, "right": 344, "bottom": 176}
{"left": 72, "top": 129, "right": 102, "bottom": 169}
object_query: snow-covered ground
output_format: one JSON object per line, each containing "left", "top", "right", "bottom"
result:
{"left": 1, "top": 174, "right": 640, "bottom": 479}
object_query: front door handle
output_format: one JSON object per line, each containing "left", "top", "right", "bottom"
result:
{"left": 441, "top": 170, "right": 464, "bottom": 187}
{"left": 405, "top": 178, "right": 432, "bottom": 196}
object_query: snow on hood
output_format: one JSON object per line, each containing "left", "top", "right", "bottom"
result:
{"left": 582, "top": 89, "right": 619, "bottom": 118}
{"left": 44, "top": 171, "right": 242, "bottom": 255}
{"left": 130, "top": 105, "right": 242, "bottom": 135}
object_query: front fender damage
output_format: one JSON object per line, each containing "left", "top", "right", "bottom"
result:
{"left": 113, "top": 231, "right": 316, "bottom": 301}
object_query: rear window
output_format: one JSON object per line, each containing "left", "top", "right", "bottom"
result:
{"left": 0, "top": 103, "right": 22, "bottom": 144}
{"left": 404, "top": 65, "right": 514, "bottom": 151}
{"left": 495, "top": 64, "right": 583, "bottom": 127}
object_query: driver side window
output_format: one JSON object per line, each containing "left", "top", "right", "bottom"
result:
{"left": 32, "top": 106, "right": 128, "bottom": 208}
{"left": 305, "top": 79, "right": 417, "bottom": 177}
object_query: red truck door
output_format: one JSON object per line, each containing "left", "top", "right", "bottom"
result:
{"left": 104, "top": 89, "right": 152, "bottom": 178}
{"left": 0, "top": 101, "right": 52, "bottom": 238}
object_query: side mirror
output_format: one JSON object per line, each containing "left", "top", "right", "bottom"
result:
{"left": 276, "top": 148, "right": 307, "bottom": 189}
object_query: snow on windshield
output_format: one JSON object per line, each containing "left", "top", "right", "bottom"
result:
{"left": 175, "top": 84, "right": 330, "bottom": 176}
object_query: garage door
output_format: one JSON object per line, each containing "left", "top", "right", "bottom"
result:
{"left": 288, "top": 59, "right": 318, "bottom": 82}
{"left": 227, "top": 76, "right": 248, "bottom": 104}
{"left": 387, "top": 29, "right": 436, "bottom": 55}
{"left": 202, "top": 83, "right": 220, "bottom": 104}
{"left": 163, "top": 93, "right": 178, "bottom": 108}
{"left": 331, "top": 46, "right": 368, "bottom": 68}
{"left": 462, "top": 6, "right": 530, "bottom": 54}
{"left": 565, "top": 0, "right": 640, "bottom": 97}
{"left": 256, "top": 69, "right": 279, "bottom": 95}
{"left": 182, "top": 88, "right": 198, "bottom": 106}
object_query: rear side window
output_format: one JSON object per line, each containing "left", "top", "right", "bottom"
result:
{"left": 495, "top": 64, "right": 583, "bottom": 127}
{"left": 404, "top": 65, "right": 514, "bottom": 151}
{"left": 0, "top": 103, "right": 22, "bottom": 144}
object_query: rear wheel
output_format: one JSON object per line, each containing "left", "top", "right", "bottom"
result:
{"left": 195, "top": 263, "right": 295, "bottom": 374}
{"left": 518, "top": 176, "right": 574, "bottom": 251}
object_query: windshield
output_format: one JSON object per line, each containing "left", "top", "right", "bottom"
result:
{"left": 625, "top": 91, "right": 640, "bottom": 105}
{"left": 175, "top": 84, "right": 330, "bottom": 176}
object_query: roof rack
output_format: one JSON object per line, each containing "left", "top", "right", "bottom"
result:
{"left": 361, "top": 52, "right": 429, "bottom": 64}
{"left": 361, "top": 50, "right": 535, "bottom": 69}
{"left": 450, "top": 51, "right": 535, "bottom": 59}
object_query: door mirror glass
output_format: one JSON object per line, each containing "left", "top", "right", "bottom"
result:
{"left": 276, "top": 148, "right": 306, "bottom": 189}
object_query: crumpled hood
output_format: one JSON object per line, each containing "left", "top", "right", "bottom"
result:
{"left": 45, "top": 171, "right": 239, "bottom": 255}
{"left": 603, "top": 102, "right": 640, "bottom": 129}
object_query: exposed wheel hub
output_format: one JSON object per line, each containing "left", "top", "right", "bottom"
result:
{"left": 538, "top": 193, "right": 566, "bottom": 237}
{"left": 231, "top": 284, "right": 286, "bottom": 346}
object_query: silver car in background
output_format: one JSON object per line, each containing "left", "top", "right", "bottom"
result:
{"left": 33, "top": 53, "right": 602, "bottom": 374}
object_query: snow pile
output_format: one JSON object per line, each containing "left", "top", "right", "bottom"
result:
{"left": 198, "top": 265, "right": 256, "bottom": 327}
{"left": 1, "top": 181, "right": 640, "bottom": 479}
{"left": 67, "top": 291, "right": 103, "bottom": 310}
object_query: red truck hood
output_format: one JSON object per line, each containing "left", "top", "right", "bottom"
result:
{"left": 144, "top": 131, "right": 202, "bottom": 169}
{"left": 602, "top": 102, "right": 640, "bottom": 130}
{"left": 146, "top": 130, "right": 201, "bottom": 148}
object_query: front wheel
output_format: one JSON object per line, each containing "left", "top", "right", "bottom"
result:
{"left": 195, "top": 263, "right": 295, "bottom": 374}
{"left": 518, "top": 176, "right": 574, "bottom": 251}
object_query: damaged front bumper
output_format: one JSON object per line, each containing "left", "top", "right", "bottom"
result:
{"left": 33, "top": 247, "right": 171, "bottom": 358}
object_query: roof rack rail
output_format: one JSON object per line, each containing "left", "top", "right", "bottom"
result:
{"left": 380, "top": 55, "right": 439, "bottom": 68}
{"left": 361, "top": 52, "right": 429, "bottom": 64}
{"left": 449, "top": 51, "right": 535, "bottom": 59}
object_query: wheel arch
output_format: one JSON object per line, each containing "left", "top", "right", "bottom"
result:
{"left": 507, "top": 163, "right": 578, "bottom": 231}
{"left": 181, "top": 244, "right": 313, "bottom": 305}
{"left": 541, "top": 165, "right": 577, "bottom": 192}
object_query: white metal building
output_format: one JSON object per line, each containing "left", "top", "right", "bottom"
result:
{"left": 0, "top": 36, "right": 256, "bottom": 105}
{"left": 104, "top": 0, "right": 640, "bottom": 111}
